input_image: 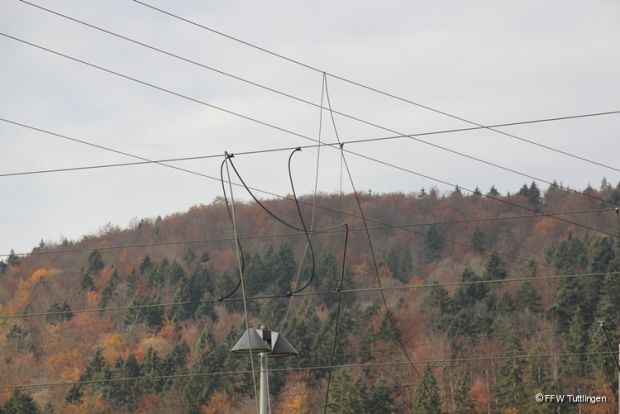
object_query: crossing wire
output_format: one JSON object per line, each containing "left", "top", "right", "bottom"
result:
{"left": 1, "top": 32, "right": 617, "bottom": 243}
{"left": 2, "top": 34, "right": 618, "bottom": 275}
{"left": 1, "top": 111, "right": 619, "bottom": 179}
{"left": 280, "top": 77, "right": 325, "bottom": 331}
{"left": 10, "top": 0, "right": 620, "bottom": 210}
{"left": 323, "top": 73, "right": 424, "bottom": 397}
{"left": 132, "top": 0, "right": 620, "bottom": 175}
{"left": 223, "top": 155, "right": 260, "bottom": 413}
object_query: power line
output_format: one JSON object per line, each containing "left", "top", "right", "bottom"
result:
{"left": 15, "top": 0, "right": 620, "bottom": 208}
{"left": 223, "top": 155, "right": 260, "bottom": 413}
{"left": 0, "top": 350, "right": 614, "bottom": 392}
{"left": 2, "top": 111, "right": 619, "bottom": 179}
{"left": 323, "top": 224, "right": 349, "bottom": 413}
{"left": 324, "top": 74, "right": 424, "bottom": 396}
{"left": 1, "top": 34, "right": 615, "bottom": 258}
{"left": 9, "top": 1, "right": 620, "bottom": 212}
{"left": 131, "top": 0, "right": 620, "bottom": 175}
{"left": 280, "top": 79, "right": 325, "bottom": 331}
{"left": 1, "top": 270, "right": 614, "bottom": 321}
{"left": 343, "top": 144, "right": 620, "bottom": 239}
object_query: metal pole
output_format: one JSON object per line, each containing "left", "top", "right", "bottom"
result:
{"left": 260, "top": 352, "right": 269, "bottom": 414}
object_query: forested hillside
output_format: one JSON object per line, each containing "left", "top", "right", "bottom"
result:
{"left": 1, "top": 181, "right": 620, "bottom": 413}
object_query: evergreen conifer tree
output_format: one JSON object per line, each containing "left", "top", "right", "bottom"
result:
{"left": 414, "top": 365, "right": 442, "bottom": 414}
{"left": 4, "top": 390, "right": 40, "bottom": 414}
{"left": 453, "top": 375, "right": 475, "bottom": 414}
{"left": 487, "top": 186, "right": 500, "bottom": 197}
{"left": 494, "top": 336, "right": 526, "bottom": 410}
{"left": 471, "top": 226, "right": 486, "bottom": 253}
{"left": 326, "top": 371, "right": 365, "bottom": 414}
{"left": 483, "top": 253, "right": 507, "bottom": 280}
{"left": 400, "top": 246, "right": 413, "bottom": 282}
{"left": 366, "top": 376, "right": 395, "bottom": 413}
{"left": 424, "top": 225, "right": 445, "bottom": 262}
{"left": 562, "top": 306, "right": 587, "bottom": 376}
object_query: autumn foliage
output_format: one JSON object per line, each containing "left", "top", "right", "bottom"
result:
{"left": 1, "top": 183, "right": 620, "bottom": 412}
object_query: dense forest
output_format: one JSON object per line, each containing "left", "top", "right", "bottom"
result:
{"left": 1, "top": 180, "right": 620, "bottom": 413}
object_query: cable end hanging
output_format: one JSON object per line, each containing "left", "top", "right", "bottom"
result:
{"left": 224, "top": 151, "right": 234, "bottom": 159}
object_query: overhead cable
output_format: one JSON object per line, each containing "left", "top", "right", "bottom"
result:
{"left": 1, "top": 112, "right": 619, "bottom": 179}
{"left": 16, "top": 0, "right": 620, "bottom": 209}
{"left": 0, "top": 33, "right": 615, "bottom": 254}
{"left": 323, "top": 74, "right": 425, "bottom": 395}
{"left": 223, "top": 154, "right": 260, "bottom": 413}
{"left": 131, "top": 0, "right": 620, "bottom": 174}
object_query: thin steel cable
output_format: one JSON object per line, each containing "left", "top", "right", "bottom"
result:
{"left": 280, "top": 79, "right": 325, "bottom": 331}
{"left": 285, "top": 148, "right": 316, "bottom": 295}
{"left": 224, "top": 157, "right": 260, "bottom": 413}
{"left": 225, "top": 156, "right": 307, "bottom": 233}
{"left": 17, "top": 0, "right": 617, "bottom": 215}
{"left": 323, "top": 76, "right": 426, "bottom": 396}
{"left": 130, "top": 0, "right": 620, "bottom": 175}
{"left": 0, "top": 30, "right": 615, "bottom": 238}
{"left": 225, "top": 156, "right": 346, "bottom": 237}
{"left": 1, "top": 31, "right": 618, "bottom": 218}
{"left": 339, "top": 144, "right": 620, "bottom": 239}
{"left": 0, "top": 32, "right": 315, "bottom": 144}
{"left": 0, "top": 270, "right": 615, "bottom": 320}
{"left": 323, "top": 224, "right": 349, "bottom": 413}
{"left": 2, "top": 112, "right": 619, "bottom": 180}
{"left": 0, "top": 351, "right": 614, "bottom": 392}
{"left": 216, "top": 155, "right": 242, "bottom": 300}
{"left": 0, "top": 33, "right": 615, "bottom": 252}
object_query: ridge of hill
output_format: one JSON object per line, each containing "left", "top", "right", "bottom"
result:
{"left": 1, "top": 181, "right": 619, "bottom": 413}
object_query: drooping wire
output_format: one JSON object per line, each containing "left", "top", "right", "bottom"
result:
{"left": 223, "top": 156, "right": 260, "bottom": 414}
{"left": 323, "top": 224, "right": 349, "bottom": 413}
{"left": 3, "top": 28, "right": 620, "bottom": 234}
{"left": 1, "top": 26, "right": 616, "bottom": 251}
{"left": 225, "top": 156, "right": 306, "bottom": 233}
{"left": 4, "top": 112, "right": 616, "bottom": 248}
{"left": 323, "top": 74, "right": 428, "bottom": 396}
{"left": 216, "top": 154, "right": 243, "bottom": 300}
{"left": 284, "top": 148, "right": 316, "bottom": 295}
{"left": 4, "top": 25, "right": 620, "bottom": 221}
{"left": 280, "top": 77, "right": 325, "bottom": 331}
{"left": 225, "top": 155, "right": 347, "bottom": 294}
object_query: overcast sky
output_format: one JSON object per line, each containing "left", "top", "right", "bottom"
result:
{"left": 1, "top": 0, "right": 619, "bottom": 256}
